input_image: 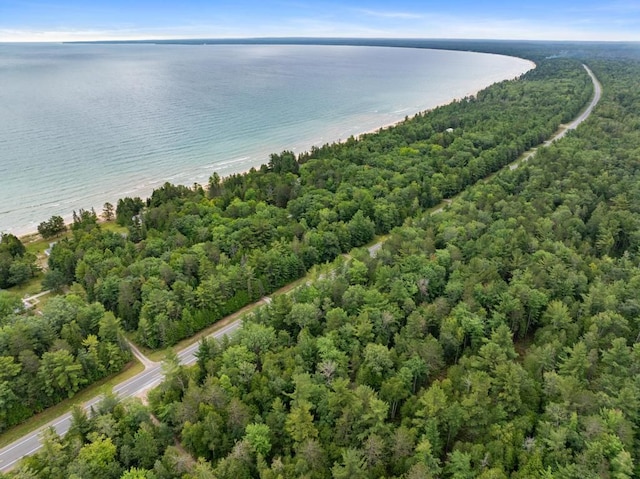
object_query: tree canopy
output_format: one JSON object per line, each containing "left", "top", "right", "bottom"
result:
{"left": 6, "top": 42, "right": 640, "bottom": 478}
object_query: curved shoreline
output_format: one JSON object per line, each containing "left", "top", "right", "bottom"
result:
{"left": 8, "top": 46, "right": 534, "bottom": 240}
{"left": 0, "top": 62, "right": 602, "bottom": 472}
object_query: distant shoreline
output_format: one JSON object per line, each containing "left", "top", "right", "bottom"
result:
{"left": 5, "top": 43, "right": 533, "bottom": 240}
{"left": 18, "top": 64, "right": 535, "bottom": 243}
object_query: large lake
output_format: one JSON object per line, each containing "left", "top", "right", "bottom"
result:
{"left": 0, "top": 44, "right": 532, "bottom": 235}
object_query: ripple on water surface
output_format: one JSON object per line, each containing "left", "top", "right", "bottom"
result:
{"left": 0, "top": 44, "right": 533, "bottom": 234}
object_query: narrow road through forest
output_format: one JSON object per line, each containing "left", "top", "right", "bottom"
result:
{"left": 509, "top": 64, "right": 602, "bottom": 170}
{"left": 0, "top": 63, "right": 602, "bottom": 473}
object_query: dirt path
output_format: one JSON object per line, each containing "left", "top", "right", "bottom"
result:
{"left": 125, "top": 340, "right": 157, "bottom": 370}
{"left": 21, "top": 290, "right": 51, "bottom": 310}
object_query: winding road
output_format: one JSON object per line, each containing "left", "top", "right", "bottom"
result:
{"left": 0, "top": 63, "right": 602, "bottom": 473}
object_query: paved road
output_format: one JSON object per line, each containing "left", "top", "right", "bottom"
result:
{"left": 510, "top": 64, "right": 601, "bottom": 170}
{"left": 0, "top": 319, "right": 242, "bottom": 472}
{"left": 561, "top": 65, "right": 602, "bottom": 136}
{"left": 0, "top": 63, "right": 603, "bottom": 474}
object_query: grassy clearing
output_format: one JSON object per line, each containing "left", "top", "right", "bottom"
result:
{"left": 0, "top": 360, "right": 144, "bottom": 449}
{"left": 33, "top": 293, "right": 57, "bottom": 312}
{"left": 24, "top": 237, "right": 55, "bottom": 256}
{"left": 22, "top": 230, "right": 70, "bottom": 255}
{"left": 7, "top": 274, "right": 45, "bottom": 297}
{"left": 100, "top": 222, "right": 128, "bottom": 235}
{"left": 20, "top": 219, "right": 125, "bottom": 255}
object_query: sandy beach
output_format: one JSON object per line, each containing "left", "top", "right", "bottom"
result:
{"left": 18, "top": 60, "right": 535, "bottom": 243}
{"left": 6, "top": 48, "right": 535, "bottom": 237}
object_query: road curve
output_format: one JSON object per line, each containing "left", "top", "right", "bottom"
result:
{"left": 0, "top": 63, "right": 603, "bottom": 474}
{"left": 560, "top": 65, "right": 602, "bottom": 136}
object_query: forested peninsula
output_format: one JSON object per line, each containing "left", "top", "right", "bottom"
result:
{"left": 2, "top": 41, "right": 640, "bottom": 478}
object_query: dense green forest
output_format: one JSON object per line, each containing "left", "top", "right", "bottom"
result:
{"left": 0, "top": 209, "right": 133, "bottom": 434}
{"left": 5, "top": 44, "right": 640, "bottom": 478}
{"left": 0, "top": 234, "right": 38, "bottom": 289}
{"left": 0, "top": 292, "right": 131, "bottom": 433}
{"left": 43, "top": 59, "right": 590, "bottom": 351}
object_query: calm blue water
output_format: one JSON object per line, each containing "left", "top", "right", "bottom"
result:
{"left": 0, "top": 44, "right": 532, "bottom": 235}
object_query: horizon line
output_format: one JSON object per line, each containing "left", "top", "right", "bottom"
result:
{"left": 3, "top": 36, "right": 639, "bottom": 45}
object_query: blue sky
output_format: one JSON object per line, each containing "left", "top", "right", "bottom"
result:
{"left": 1, "top": 0, "right": 639, "bottom": 42}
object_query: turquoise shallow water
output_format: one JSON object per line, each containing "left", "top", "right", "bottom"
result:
{"left": 0, "top": 44, "right": 532, "bottom": 235}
